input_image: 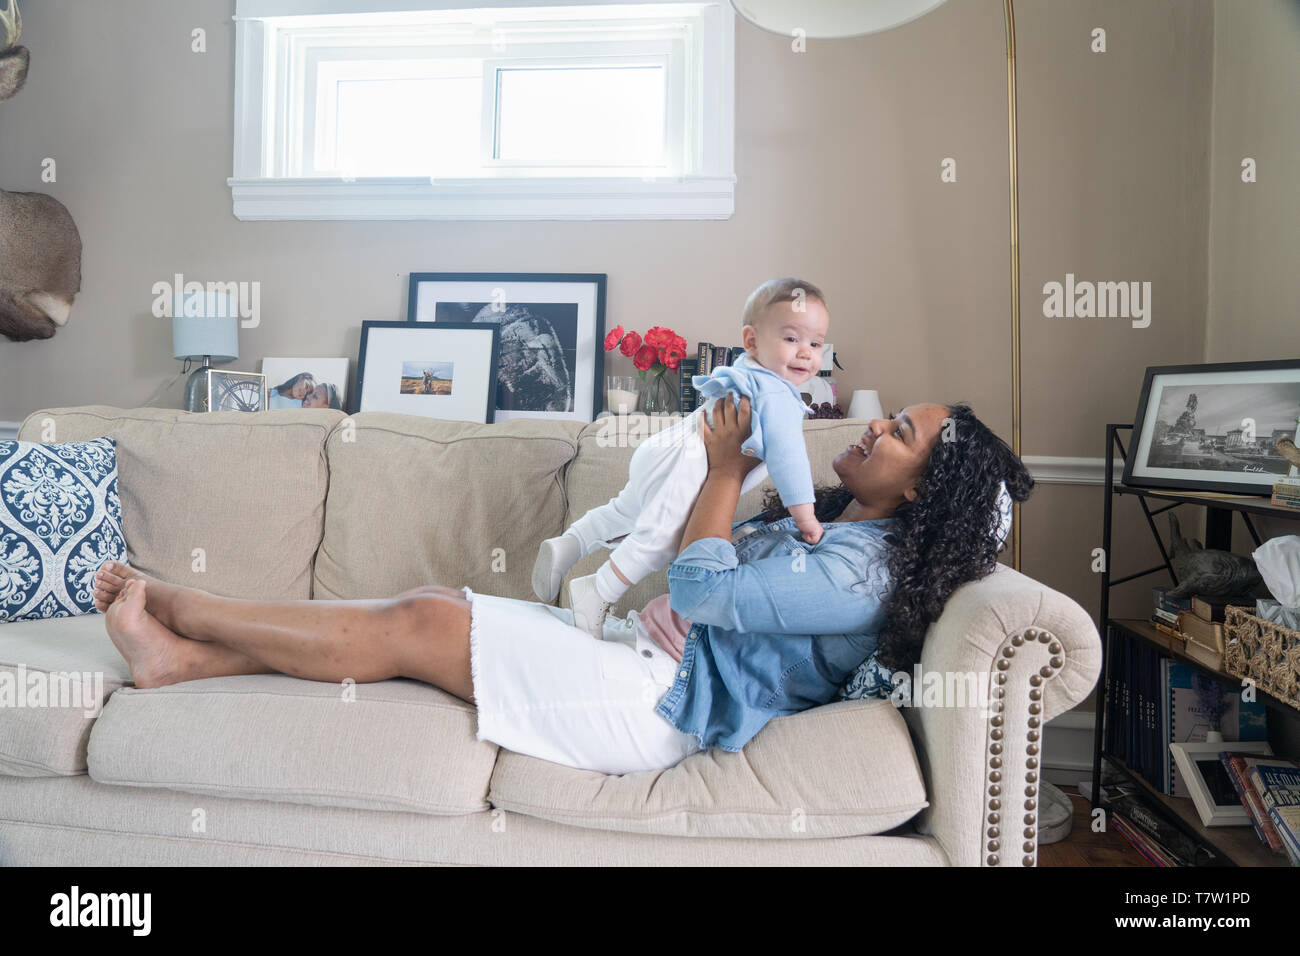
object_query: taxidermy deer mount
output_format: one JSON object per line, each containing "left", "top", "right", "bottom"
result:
{"left": 0, "top": 0, "right": 84, "bottom": 342}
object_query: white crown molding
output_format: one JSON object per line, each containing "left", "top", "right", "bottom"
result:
{"left": 1023, "top": 456, "right": 1122, "bottom": 486}
{"left": 0, "top": 422, "right": 20, "bottom": 442}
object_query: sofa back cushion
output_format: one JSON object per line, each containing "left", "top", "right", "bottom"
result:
{"left": 561, "top": 415, "right": 879, "bottom": 616}
{"left": 17, "top": 406, "right": 342, "bottom": 600}
{"left": 313, "top": 413, "right": 584, "bottom": 600}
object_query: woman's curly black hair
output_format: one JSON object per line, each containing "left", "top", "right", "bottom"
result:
{"left": 755, "top": 403, "right": 1033, "bottom": 673}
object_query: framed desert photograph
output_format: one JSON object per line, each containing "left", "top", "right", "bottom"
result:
{"left": 1123, "top": 360, "right": 1300, "bottom": 495}
{"left": 205, "top": 370, "right": 268, "bottom": 412}
{"left": 354, "top": 321, "right": 499, "bottom": 422}
{"left": 261, "top": 357, "right": 349, "bottom": 411}
{"left": 408, "top": 272, "right": 607, "bottom": 423}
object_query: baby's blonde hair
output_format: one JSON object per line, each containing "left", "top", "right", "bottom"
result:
{"left": 742, "top": 277, "right": 828, "bottom": 329}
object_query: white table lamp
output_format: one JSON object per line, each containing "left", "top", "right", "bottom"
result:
{"left": 846, "top": 389, "right": 884, "bottom": 422}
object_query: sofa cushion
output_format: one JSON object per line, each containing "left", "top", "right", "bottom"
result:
{"left": 86, "top": 674, "right": 499, "bottom": 815}
{"left": 17, "top": 406, "right": 342, "bottom": 601}
{"left": 312, "top": 413, "right": 584, "bottom": 600}
{"left": 561, "top": 416, "right": 884, "bottom": 617}
{"left": 487, "top": 697, "right": 928, "bottom": 838}
{"left": 0, "top": 436, "right": 127, "bottom": 621}
{"left": 0, "top": 614, "right": 130, "bottom": 776}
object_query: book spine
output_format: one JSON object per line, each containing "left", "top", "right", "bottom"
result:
{"left": 697, "top": 342, "right": 713, "bottom": 379}
{"left": 678, "top": 358, "right": 699, "bottom": 411}
{"left": 1223, "top": 756, "right": 1269, "bottom": 848}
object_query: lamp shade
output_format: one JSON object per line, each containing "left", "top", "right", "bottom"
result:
{"left": 847, "top": 389, "right": 884, "bottom": 421}
{"left": 732, "top": 0, "right": 948, "bottom": 39}
{"left": 172, "top": 291, "right": 239, "bottom": 362}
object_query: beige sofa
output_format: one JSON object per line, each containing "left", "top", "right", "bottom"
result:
{"left": 0, "top": 405, "right": 1100, "bottom": 866}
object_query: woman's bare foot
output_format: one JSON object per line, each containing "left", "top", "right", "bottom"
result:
{"left": 92, "top": 560, "right": 185, "bottom": 629}
{"left": 103, "top": 578, "right": 198, "bottom": 689}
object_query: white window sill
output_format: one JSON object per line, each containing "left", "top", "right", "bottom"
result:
{"left": 227, "top": 176, "right": 735, "bottom": 221}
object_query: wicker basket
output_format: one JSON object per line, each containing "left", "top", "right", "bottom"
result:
{"left": 1224, "top": 605, "right": 1300, "bottom": 711}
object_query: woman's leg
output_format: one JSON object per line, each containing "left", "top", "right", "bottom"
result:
{"left": 93, "top": 562, "right": 474, "bottom": 702}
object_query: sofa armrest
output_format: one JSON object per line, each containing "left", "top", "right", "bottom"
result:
{"left": 899, "top": 564, "right": 1101, "bottom": 867}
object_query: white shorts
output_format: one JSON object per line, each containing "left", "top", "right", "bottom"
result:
{"left": 462, "top": 585, "right": 702, "bottom": 775}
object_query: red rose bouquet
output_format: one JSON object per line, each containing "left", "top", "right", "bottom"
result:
{"left": 604, "top": 325, "right": 688, "bottom": 377}
{"left": 604, "top": 324, "right": 689, "bottom": 413}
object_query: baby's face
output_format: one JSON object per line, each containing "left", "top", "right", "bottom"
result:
{"left": 745, "top": 299, "right": 829, "bottom": 386}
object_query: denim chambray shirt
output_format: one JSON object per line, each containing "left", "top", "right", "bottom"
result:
{"left": 654, "top": 513, "right": 896, "bottom": 752}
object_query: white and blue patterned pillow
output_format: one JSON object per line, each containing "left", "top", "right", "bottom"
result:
{"left": 0, "top": 437, "right": 126, "bottom": 622}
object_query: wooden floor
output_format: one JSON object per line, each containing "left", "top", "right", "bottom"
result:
{"left": 1037, "top": 791, "right": 1154, "bottom": 867}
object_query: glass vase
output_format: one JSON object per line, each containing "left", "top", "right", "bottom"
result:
{"left": 640, "top": 369, "right": 677, "bottom": 415}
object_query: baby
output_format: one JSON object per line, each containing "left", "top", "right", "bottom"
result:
{"left": 532, "top": 277, "right": 829, "bottom": 638}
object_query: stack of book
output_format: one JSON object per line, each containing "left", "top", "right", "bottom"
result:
{"left": 1149, "top": 587, "right": 1235, "bottom": 671}
{"left": 1273, "top": 475, "right": 1300, "bottom": 511}
{"left": 691, "top": 342, "right": 745, "bottom": 410}
{"left": 1221, "top": 754, "right": 1300, "bottom": 863}
{"left": 1094, "top": 763, "right": 1222, "bottom": 866}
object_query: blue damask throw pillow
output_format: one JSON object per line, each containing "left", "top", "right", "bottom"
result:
{"left": 0, "top": 437, "right": 126, "bottom": 622}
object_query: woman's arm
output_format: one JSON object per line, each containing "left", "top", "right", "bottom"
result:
{"left": 668, "top": 397, "right": 889, "bottom": 635}
{"left": 676, "top": 395, "right": 763, "bottom": 555}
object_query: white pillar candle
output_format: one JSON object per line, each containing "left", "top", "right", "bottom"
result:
{"left": 607, "top": 388, "right": 640, "bottom": 414}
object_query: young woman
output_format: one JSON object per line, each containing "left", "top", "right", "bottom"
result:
{"left": 91, "top": 397, "right": 1031, "bottom": 775}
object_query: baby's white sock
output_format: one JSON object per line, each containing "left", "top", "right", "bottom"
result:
{"left": 594, "top": 562, "right": 630, "bottom": 603}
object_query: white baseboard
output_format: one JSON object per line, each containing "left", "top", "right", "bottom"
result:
{"left": 1044, "top": 707, "right": 1097, "bottom": 788}
{"left": 0, "top": 421, "right": 20, "bottom": 442}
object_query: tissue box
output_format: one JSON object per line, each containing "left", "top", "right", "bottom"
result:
{"left": 1257, "top": 598, "right": 1300, "bottom": 632}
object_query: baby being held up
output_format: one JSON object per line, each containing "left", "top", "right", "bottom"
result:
{"left": 531, "top": 277, "right": 829, "bottom": 638}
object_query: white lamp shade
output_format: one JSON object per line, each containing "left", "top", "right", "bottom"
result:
{"left": 732, "top": 0, "right": 948, "bottom": 39}
{"left": 172, "top": 291, "right": 239, "bottom": 362}
{"left": 847, "top": 389, "right": 884, "bottom": 421}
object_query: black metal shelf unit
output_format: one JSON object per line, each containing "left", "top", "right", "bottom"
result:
{"left": 1090, "top": 423, "right": 1300, "bottom": 867}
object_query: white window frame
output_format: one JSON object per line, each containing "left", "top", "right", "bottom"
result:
{"left": 229, "top": 0, "right": 735, "bottom": 220}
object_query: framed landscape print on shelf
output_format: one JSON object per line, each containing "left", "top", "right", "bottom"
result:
{"left": 408, "top": 272, "right": 607, "bottom": 423}
{"left": 354, "top": 321, "right": 500, "bottom": 423}
{"left": 261, "top": 357, "right": 349, "bottom": 410}
{"left": 1123, "top": 360, "right": 1300, "bottom": 496}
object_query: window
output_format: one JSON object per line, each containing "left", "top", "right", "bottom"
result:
{"left": 230, "top": 1, "right": 735, "bottom": 220}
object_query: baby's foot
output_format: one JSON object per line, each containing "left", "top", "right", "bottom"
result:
{"left": 569, "top": 573, "right": 614, "bottom": 640}
{"left": 532, "top": 533, "right": 583, "bottom": 602}
{"left": 103, "top": 579, "right": 192, "bottom": 689}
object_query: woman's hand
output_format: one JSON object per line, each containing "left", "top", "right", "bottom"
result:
{"left": 699, "top": 395, "right": 762, "bottom": 480}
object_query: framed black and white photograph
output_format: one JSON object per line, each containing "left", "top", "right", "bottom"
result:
{"left": 1123, "top": 360, "right": 1300, "bottom": 495}
{"left": 354, "top": 321, "right": 499, "bottom": 423}
{"left": 1170, "top": 740, "right": 1273, "bottom": 827}
{"left": 261, "top": 357, "right": 349, "bottom": 411}
{"left": 206, "top": 370, "right": 267, "bottom": 412}
{"left": 408, "top": 272, "right": 607, "bottom": 423}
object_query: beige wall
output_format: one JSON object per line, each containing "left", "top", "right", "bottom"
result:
{"left": 0, "top": 0, "right": 1293, "bottom": 648}
{"left": 1205, "top": 0, "right": 1300, "bottom": 361}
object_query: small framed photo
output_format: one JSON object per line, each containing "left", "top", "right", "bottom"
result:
{"left": 1170, "top": 740, "right": 1273, "bottom": 827}
{"left": 206, "top": 370, "right": 267, "bottom": 412}
{"left": 354, "top": 320, "right": 499, "bottom": 422}
{"left": 261, "top": 357, "right": 349, "bottom": 410}
{"left": 408, "top": 272, "right": 607, "bottom": 423}
{"left": 1123, "top": 360, "right": 1300, "bottom": 495}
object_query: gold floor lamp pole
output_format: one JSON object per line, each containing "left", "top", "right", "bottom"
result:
{"left": 1004, "top": 0, "right": 1023, "bottom": 571}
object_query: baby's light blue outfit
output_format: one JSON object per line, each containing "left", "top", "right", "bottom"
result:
{"left": 565, "top": 354, "right": 816, "bottom": 585}
{"left": 692, "top": 353, "right": 817, "bottom": 506}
